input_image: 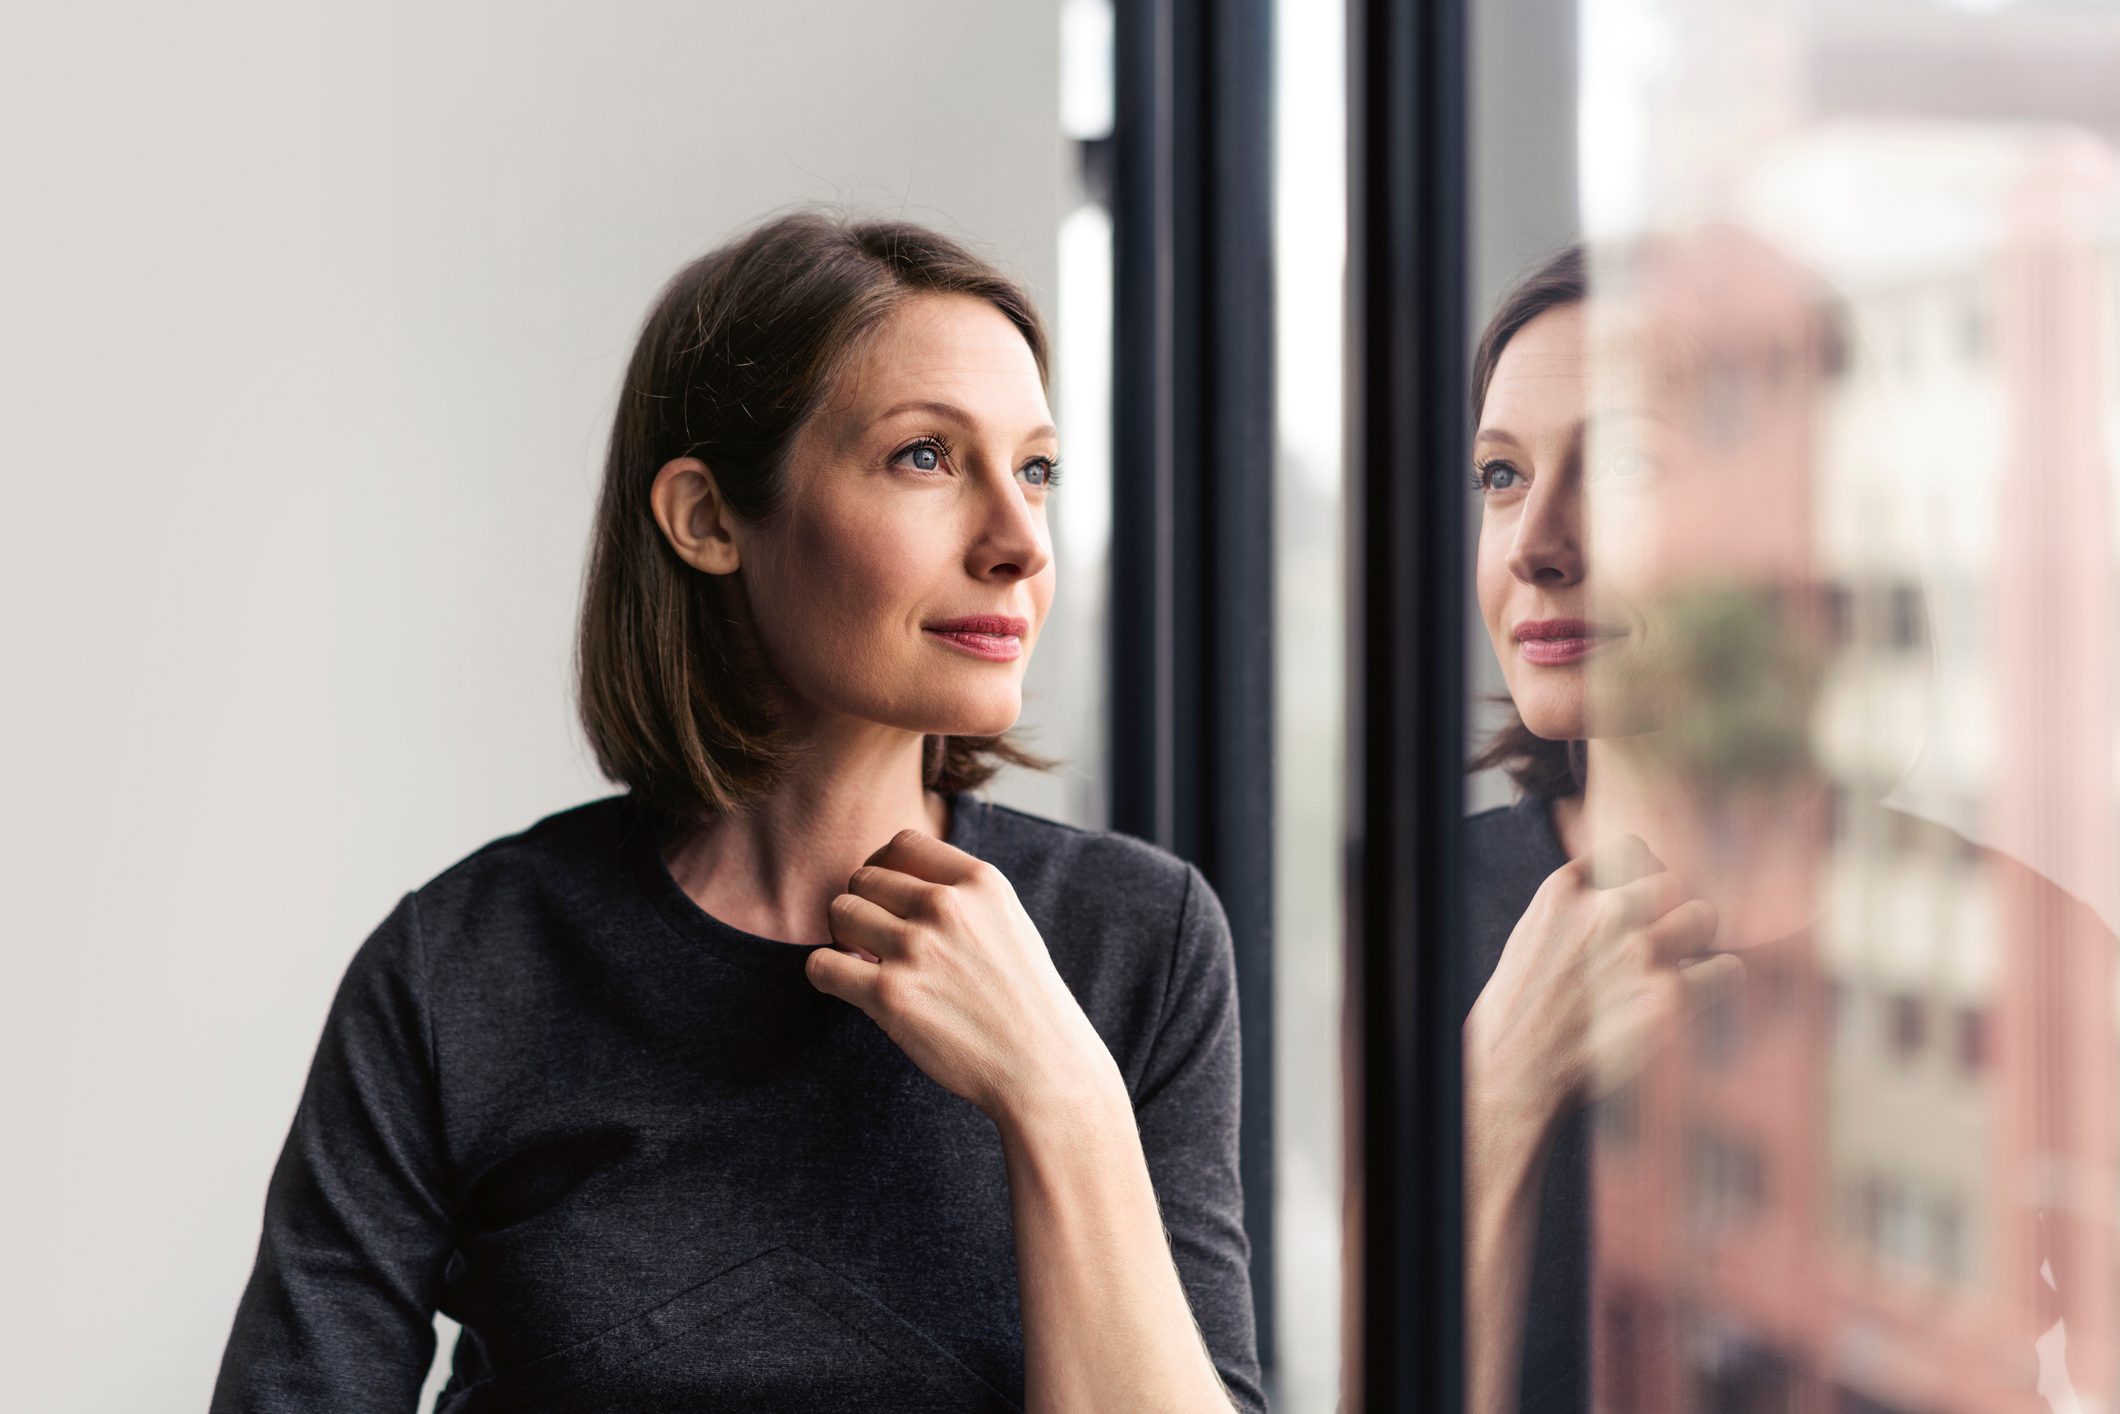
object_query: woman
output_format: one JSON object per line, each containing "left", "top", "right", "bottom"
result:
{"left": 211, "top": 212, "right": 1261, "bottom": 1413}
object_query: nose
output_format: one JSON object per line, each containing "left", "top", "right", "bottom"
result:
{"left": 966, "top": 466, "right": 1052, "bottom": 584}
{"left": 1505, "top": 475, "right": 1583, "bottom": 588}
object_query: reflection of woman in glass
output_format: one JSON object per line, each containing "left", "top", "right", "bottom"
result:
{"left": 1458, "top": 243, "right": 1823, "bottom": 1414}
{"left": 1461, "top": 235, "right": 2115, "bottom": 1414}
{"left": 211, "top": 212, "right": 1261, "bottom": 1413}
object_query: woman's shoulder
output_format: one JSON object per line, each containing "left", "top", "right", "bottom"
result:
{"left": 957, "top": 794, "right": 1214, "bottom": 961}
{"left": 1461, "top": 792, "right": 1571, "bottom": 972}
{"left": 966, "top": 792, "right": 1212, "bottom": 911}
{"left": 396, "top": 792, "right": 643, "bottom": 939}
{"left": 959, "top": 795, "right": 1232, "bottom": 1056}
{"left": 1464, "top": 791, "right": 1569, "bottom": 879}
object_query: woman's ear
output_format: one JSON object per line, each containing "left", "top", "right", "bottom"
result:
{"left": 650, "top": 456, "right": 742, "bottom": 575}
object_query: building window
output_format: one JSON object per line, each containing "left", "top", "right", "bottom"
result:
{"left": 1959, "top": 295, "right": 1989, "bottom": 363}
{"left": 1688, "top": 1127, "right": 1766, "bottom": 1234}
{"left": 1955, "top": 1006, "right": 1987, "bottom": 1072}
{"left": 1889, "top": 582, "right": 1924, "bottom": 652}
{"left": 1693, "top": 990, "right": 1743, "bottom": 1068}
{"left": 1933, "top": 1198, "right": 1964, "bottom": 1284}
{"left": 1828, "top": 978, "right": 1857, "bottom": 1054}
{"left": 1888, "top": 992, "right": 1927, "bottom": 1060}
{"left": 1824, "top": 581, "right": 1854, "bottom": 649}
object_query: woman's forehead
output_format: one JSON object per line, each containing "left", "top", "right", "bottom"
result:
{"left": 1483, "top": 306, "right": 1589, "bottom": 431}
{"left": 804, "top": 296, "right": 1048, "bottom": 445}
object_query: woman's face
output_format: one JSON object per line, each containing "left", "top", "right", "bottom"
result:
{"left": 1475, "top": 281, "right": 1831, "bottom": 770}
{"left": 1477, "top": 303, "right": 1595, "bottom": 742}
{"left": 1473, "top": 302, "right": 1665, "bottom": 743}
{"left": 736, "top": 292, "right": 1059, "bottom": 740}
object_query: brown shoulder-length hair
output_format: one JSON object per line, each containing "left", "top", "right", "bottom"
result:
{"left": 1467, "top": 244, "right": 1589, "bottom": 799}
{"left": 574, "top": 210, "right": 1055, "bottom": 829}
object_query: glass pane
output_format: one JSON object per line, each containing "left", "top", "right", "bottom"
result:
{"left": 1467, "top": 3, "right": 2120, "bottom": 1411}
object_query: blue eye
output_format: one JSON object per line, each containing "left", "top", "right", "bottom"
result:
{"left": 1022, "top": 457, "right": 1062, "bottom": 489}
{"left": 893, "top": 438, "right": 948, "bottom": 474}
{"left": 1474, "top": 459, "right": 1522, "bottom": 493}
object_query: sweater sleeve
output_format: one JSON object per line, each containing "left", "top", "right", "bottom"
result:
{"left": 1130, "top": 863, "right": 1267, "bottom": 1414}
{"left": 210, "top": 891, "right": 457, "bottom": 1413}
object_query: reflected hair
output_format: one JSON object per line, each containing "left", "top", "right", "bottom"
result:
{"left": 1468, "top": 245, "right": 1590, "bottom": 799}
{"left": 574, "top": 209, "right": 1056, "bottom": 830}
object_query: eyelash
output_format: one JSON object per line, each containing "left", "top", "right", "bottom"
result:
{"left": 892, "top": 434, "right": 1064, "bottom": 490}
{"left": 1471, "top": 457, "right": 1522, "bottom": 493}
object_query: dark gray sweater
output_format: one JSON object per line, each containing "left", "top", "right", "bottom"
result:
{"left": 1463, "top": 792, "right": 1587, "bottom": 1414}
{"left": 210, "top": 791, "right": 1263, "bottom": 1413}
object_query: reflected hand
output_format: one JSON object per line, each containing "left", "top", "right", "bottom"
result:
{"left": 1467, "top": 833, "right": 1742, "bottom": 1135}
{"left": 803, "top": 829, "right": 1120, "bottom": 1124}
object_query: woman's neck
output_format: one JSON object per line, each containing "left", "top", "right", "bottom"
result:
{"left": 662, "top": 715, "right": 951, "bottom": 947}
{"left": 1554, "top": 736, "right": 1830, "bottom": 949}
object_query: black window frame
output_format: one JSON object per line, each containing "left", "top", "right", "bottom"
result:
{"left": 1345, "top": 0, "right": 1471, "bottom": 1407}
{"left": 1108, "top": 0, "right": 1279, "bottom": 1380}
{"left": 1105, "top": 0, "right": 1474, "bottom": 1401}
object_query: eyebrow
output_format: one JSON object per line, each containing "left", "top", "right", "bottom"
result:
{"left": 1473, "top": 406, "right": 1666, "bottom": 454}
{"left": 1472, "top": 426, "right": 1527, "bottom": 449}
{"left": 876, "top": 399, "right": 1057, "bottom": 443}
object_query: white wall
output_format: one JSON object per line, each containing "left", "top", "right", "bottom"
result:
{"left": 0, "top": 3, "right": 1063, "bottom": 1407}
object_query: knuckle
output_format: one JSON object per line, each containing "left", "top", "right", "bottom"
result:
{"left": 1538, "top": 869, "right": 1584, "bottom": 908}
{"left": 848, "top": 865, "right": 878, "bottom": 893}
{"left": 1617, "top": 931, "right": 1653, "bottom": 971}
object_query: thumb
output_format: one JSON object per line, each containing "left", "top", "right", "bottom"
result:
{"left": 1676, "top": 952, "right": 1745, "bottom": 1021}
{"left": 804, "top": 945, "right": 881, "bottom": 1009}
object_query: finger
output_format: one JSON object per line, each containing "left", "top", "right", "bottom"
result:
{"left": 804, "top": 944, "right": 881, "bottom": 1007}
{"left": 1677, "top": 953, "right": 1745, "bottom": 1020}
{"left": 864, "top": 828, "right": 983, "bottom": 886}
{"left": 846, "top": 863, "right": 944, "bottom": 920}
{"left": 1640, "top": 898, "right": 1720, "bottom": 964}
{"left": 827, "top": 891, "right": 913, "bottom": 958}
{"left": 1574, "top": 833, "right": 1664, "bottom": 890}
{"left": 1604, "top": 871, "right": 1690, "bottom": 930}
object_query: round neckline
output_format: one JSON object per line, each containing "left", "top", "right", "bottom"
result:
{"left": 624, "top": 791, "right": 986, "bottom": 959}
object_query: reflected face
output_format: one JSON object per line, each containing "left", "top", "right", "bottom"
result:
{"left": 738, "top": 293, "right": 1059, "bottom": 738}
{"left": 1473, "top": 303, "right": 1666, "bottom": 742}
{"left": 1475, "top": 288, "right": 1830, "bottom": 774}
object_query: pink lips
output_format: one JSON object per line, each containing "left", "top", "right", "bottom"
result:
{"left": 1513, "top": 617, "right": 1625, "bottom": 666}
{"left": 923, "top": 615, "right": 1030, "bottom": 663}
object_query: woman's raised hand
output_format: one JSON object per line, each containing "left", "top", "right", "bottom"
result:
{"left": 803, "top": 829, "right": 1121, "bottom": 1125}
{"left": 1467, "top": 834, "right": 1742, "bottom": 1136}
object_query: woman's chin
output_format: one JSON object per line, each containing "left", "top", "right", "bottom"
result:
{"left": 1516, "top": 708, "right": 1584, "bottom": 743}
{"left": 917, "top": 696, "right": 1023, "bottom": 740}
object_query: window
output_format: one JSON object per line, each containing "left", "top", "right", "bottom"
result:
{"left": 1888, "top": 582, "right": 1924, "bottom": 654}
{"left": 1368, "top": 0, "right": 2120, "bottom": 1408}
{"left": 1955, "top": 1006, "right": 1987, "bottom": 1074}
{"left": 1888, "top": 993, "right": 1928, "bottom": 1062}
